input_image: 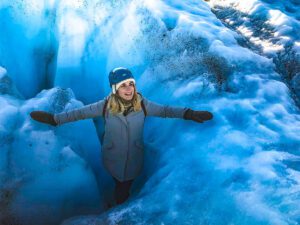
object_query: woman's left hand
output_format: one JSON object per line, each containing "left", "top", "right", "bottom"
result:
{"left": 183, "top": 109, "right": 213, "bottom": 123}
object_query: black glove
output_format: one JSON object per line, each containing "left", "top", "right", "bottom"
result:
{"left": 30, "top": 111, "right": 57, "bottom": 126}
{"left": 183, "top": 109, "right": 213, "bottom": 123}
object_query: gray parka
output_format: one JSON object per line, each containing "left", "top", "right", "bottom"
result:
{"left": 54, "top": 95, "right": 188, "bottom": 182}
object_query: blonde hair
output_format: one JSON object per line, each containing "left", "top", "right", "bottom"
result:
{"left": 108, "top": 87, "right": 142, "bottom": 115}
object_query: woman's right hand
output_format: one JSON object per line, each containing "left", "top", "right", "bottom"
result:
{"left": 30, "top": 111, "right": 57, "bottom": 126}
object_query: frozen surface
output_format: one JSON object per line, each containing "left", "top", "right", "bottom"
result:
{"left": 0, "top": 68, "right": 104, "bottom": 225}
{"left": 0, "top": 0, "right": 300, "bottom": 225}
{"left": 209, "top": 0, "right": 300, "bottom": 104}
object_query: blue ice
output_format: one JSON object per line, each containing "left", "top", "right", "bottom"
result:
{"left": 0, "top": 0, "right": 300, "bottom": 225}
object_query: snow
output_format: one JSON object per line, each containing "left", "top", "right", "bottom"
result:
{"left": 0, "top": 74, "right": 105, "bottom": 224}
{"left": 0, "top": 0, "right": 300, "bottom": 225}
{"left": 209, "top": 0, "right": 300, "bottom": 55}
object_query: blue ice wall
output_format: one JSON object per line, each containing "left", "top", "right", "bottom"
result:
{"left": 0, "top": 0, "right": 300, "bottom": 225}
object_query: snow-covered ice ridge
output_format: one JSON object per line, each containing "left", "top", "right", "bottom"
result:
{"left": 0, "top": 0, "right": 300, "bottom": 225}
{"left": 209, "top": 0, "right": 300, "bottom": 106}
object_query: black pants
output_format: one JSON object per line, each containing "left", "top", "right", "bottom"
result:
{"left": 113, "top": 177, "right": 134, "bottom": 204}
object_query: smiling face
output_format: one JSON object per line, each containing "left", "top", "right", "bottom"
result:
{"left": 117, "top": 80, "right": 135, "bottom": 101}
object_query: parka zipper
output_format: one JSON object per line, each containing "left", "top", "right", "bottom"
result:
{"left": 123, "top": 116, "right": 130, "bottom": 179}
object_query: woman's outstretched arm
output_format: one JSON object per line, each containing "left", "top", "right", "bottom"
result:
{"left": 143, "top": 97, "right": 188, "bottom": 118}
{"left": 143, "top": 97, "right": 213, "bottom": 123}
{"left": 30, "top": 98, "right": 107, "bottom": 126}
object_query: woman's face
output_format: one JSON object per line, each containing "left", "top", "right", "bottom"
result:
{"left": 117, "top": 80, "right": 135, "bottom": 101}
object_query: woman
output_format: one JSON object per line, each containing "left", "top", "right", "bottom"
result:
{"left": 30, "top": 67, "right": 213, "bottom": 205}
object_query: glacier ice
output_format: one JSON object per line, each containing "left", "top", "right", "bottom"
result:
{"left": 0, "top": 0, "right": 300, "bottom": 225}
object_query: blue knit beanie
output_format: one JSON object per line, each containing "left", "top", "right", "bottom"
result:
{"left": 109, "top": 67, "right": 135, "bottom": 94}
